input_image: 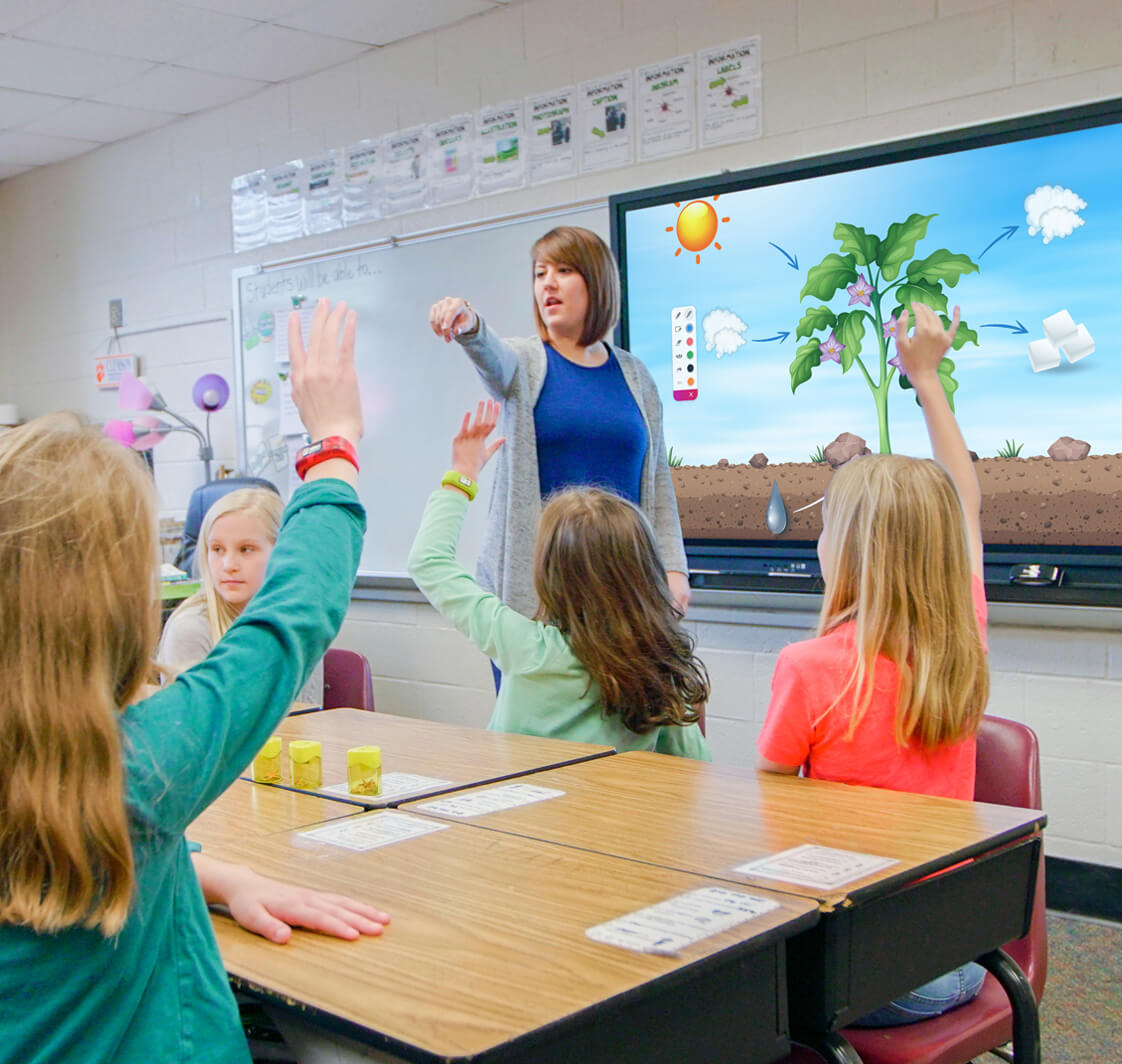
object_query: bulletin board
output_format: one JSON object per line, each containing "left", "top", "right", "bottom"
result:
{"left": 232, "top": 202, "right": 607, "bottom": 578}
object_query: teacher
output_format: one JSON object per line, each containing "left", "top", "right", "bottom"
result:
{"left": 428, "top": 225, "right": 689, "bottom": 622}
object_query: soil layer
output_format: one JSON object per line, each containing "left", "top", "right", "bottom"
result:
{"left": 672, "top": 454, "right": 1122, "bottom": 546}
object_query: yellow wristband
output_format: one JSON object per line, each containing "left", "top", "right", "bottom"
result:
{"left": 441, "top": 470, "right": 477, "bottom": 500}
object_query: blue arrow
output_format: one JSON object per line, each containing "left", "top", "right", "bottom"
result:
{"left": 978, "top": 225, "right": 1018, "bottom": 260}
{"left": 751, "top": 331, "right": 791, "bottom": 343}
{"left": 981, "top": 321, "right": 1029, "bottom": 335}
{"left": 768, "top": 242, "right": 798, "bottom": 270}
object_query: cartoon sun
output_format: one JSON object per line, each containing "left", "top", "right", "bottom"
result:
{"left": 667, "top": 197, "right": 730, "bottom": 264}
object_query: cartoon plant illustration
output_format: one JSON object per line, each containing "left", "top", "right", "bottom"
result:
{"left": 790, "top": 214, "right": 979, "bottom": 453}
{"left": 996, "top": 439, "right": 1024, "bottom": 458}
{"left": 809, "top": 444, "right": 827, "bottom": 464}
{"left": 667, "top": 446, "right": 684, "bottom": 468}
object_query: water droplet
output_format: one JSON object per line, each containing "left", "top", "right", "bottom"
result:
{"left": 766, "top": 481, "right": 788, "bottom": 535}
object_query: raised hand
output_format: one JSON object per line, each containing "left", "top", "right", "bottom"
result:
{"left": 429, "top": 297, "right": 478, "bottom": 342}
{"left": 288, "top": 298, "right": 363, "bottom": 447}
{"left": 449, "top": 400, "right": 505, "bottom": 484}
{"left": 894, "top": 302, "right": 960, "bottom": 382}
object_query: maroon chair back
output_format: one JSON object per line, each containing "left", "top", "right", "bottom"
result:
{"left": 322, "top": 648, "right": 375, "bottom": 712}
{"left": 786, "top": 715, "right": 1047, "bottom": 1064}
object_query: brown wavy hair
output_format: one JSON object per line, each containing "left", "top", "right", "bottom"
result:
{"left": 534, "top": 488, "right": 708, "bottom": 734}
{"left": 531, "top": 226, "right": 620, "bottom": 347}
{"left": 0, "top": 413, "right": 158, "bottom": 935}
{"left": 818, "top": 453, "right": 988, "bottom": 749}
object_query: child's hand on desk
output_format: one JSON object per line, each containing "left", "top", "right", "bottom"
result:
{"left": 193, "top": 854, "right": 390, "bottom": 944}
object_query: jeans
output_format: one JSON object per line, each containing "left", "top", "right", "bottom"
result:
{"left": 850, "top": 962, "right": 986, "bottom": 1027}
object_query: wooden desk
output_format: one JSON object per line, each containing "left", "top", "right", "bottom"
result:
{"left": 203, "top": 814, "right": 819, "bottom": 1064}
{"left": 400, "top": 752, "right": 1045, "bottom": 1063}
{"left": 256, "top": 709, "right": 615, "bottom": 808}
{"left": 189, "top": 778, "right": 360, "bottom": 850}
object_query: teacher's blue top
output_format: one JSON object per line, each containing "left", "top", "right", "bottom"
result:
{"left": 534, "top": 343, "right": 647, "bottom": 503}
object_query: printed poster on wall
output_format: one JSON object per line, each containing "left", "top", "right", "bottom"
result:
{"left": 578, "top": 70, "right": 634, "bottom": 173}
{"left": 636, "top": 54, "right": 696, "bottom": 161}
{"left": 231, "top": 169, "right": 268, "bottom": 252}
{"left": 476, "top": 99, "right": 525, "bottom": 195}
{"left": 427, "top": 113, "right": 475, "bottom": 206}
{"left": 525, "top": 86, "right": 576, "bottom": 184}
{"left": 304, "top": 150, "right": 343, "bottom": 235}
{"left": 698, "top": 36, "right": 762, "bottom": 148}
{"left": 342, "top": 139, "right": 383, "bottom": 226}
{"left": 265, "top": 160, "right": 306, "bottom": 244}
{"left": 382, "top": 126, "right": 428, "bottom": 216}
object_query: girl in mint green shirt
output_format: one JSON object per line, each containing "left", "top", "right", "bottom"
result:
{"left": 409, "top": 401, "right": 710, "bottom": 760}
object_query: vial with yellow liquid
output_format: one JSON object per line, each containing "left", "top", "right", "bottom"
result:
{"left": 252, "top": 736, "right": 282, "bottom": 783}
{"left": 347, "top": 745, "right": 382, "bottom": 796}
{"left": 289, "top": 740, "right": 323, "bottom": 789}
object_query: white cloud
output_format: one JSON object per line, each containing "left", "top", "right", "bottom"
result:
{"left": 703, "top": 307, "right": 748, "bottom": 358}
{"left": 1024, "top": 184, "right": 1087, "bottom": 244}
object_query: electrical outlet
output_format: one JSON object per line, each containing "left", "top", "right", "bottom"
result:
{"left": 109, "top": 299, "right": 124, "bottom": 329}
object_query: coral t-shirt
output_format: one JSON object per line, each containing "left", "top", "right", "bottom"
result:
{"left": 757, "top": 576, "right": 987, "bottom": 800}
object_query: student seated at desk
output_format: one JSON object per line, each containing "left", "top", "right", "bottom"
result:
{"left": 757, "top": 305, "right": 989, "bottom": 1026}
{"left": 158, "top": 487, "right": 323, "bottom": 705}
{"left": 409, "top": 401, "right": 710, "bottom": 759}
{"left": 0, "top": 298, "right": 387, "bottom": 1064}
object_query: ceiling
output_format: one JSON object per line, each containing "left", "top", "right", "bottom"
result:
{"left": 0, "top": 0, "right": 517, "bottom": 181}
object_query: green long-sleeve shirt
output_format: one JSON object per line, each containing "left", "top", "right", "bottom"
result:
{"left": 0, "top": 479, "right": 365, "bottom": 1064}
{"left": 408, "top": 488, "right": 710, "bottom": 760}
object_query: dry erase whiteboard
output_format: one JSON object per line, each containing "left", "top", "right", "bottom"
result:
{"left": 232, "top": 203, "right": 607, "bottom": 578}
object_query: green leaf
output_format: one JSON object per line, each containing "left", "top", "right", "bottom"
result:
{"left": 795, "top": 305, "right": 837, "bottom": 339}
{"left": 790, "top": 339, "right": 821, "bottom": 393}
{"left": 898, "top": 356, "right": 959, "bottom": 413}
{"left": 906, "top": 249, "right": 979, "bottom": 288}
{"left": 834, "top": 223, "right": 881, "bottom": 267}
{"left": 833, "top": 311, "right": 866, "bottom": 372}
{"left": 799, "top": 253, "right": 857, "bottom": 301}
{"left": 944, "top": 315, "right": 978, "bottom": 350}
{"left": 878, "top": 213, "right": 934, "bottom": 281}
{"left": 892, "top": 280, "right": 948, "bottom": 317}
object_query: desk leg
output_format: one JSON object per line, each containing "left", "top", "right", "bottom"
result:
{"left": 790, "top": 1031, "right": 863, "bottom": 1064}
{"left": 978, "top": 948, "right": 1041, "bottom": 1064}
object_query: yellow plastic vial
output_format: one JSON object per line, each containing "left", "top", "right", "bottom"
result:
{"left": 347, "top": 745, "right": 382, "bottom": 796}
{"left": 289, "top": 740, "right": 323, "bottom": 789}
{"left": 252, "top": 736, "right": 282, "bottom": 783}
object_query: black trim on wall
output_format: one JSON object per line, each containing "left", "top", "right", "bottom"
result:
{"left": 1046, "top": 857, "right": 1122, "bottom": 923}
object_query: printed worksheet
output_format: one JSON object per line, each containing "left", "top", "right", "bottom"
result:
{"left": 637, "top": 54, "right": 695, "bottom": 161}
{"left": 579, "top": 70, "right": 634, "bottom": 172}
{"left": 298, "top": 811, "right": 449, "bottom": 852}
{"left": 587, "top": 887, "right": 779, "bottom": 955}
{"left": 321, "top": 772, "right": 455, "bottom": 802}
{"left": 698, "top": 36, "right": 762, "bottom": 148}
{"left": 526, "top": 86, "right": 577, "bottom": 183}
{"left": 415, "top": 783, "right": 564, "bottom": 818}
{"left": 734, "top": 844, "right": 898, "bottom": 889}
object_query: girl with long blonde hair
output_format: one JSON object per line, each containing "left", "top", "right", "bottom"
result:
{"left": 0, "top": 300, "right": 388, "bottom": 1063}
{"left": 758, "top": 303, "right": 990, "bottom": 1025}
{"left": 408, "top": 401, "right": 709, "bottom": 756}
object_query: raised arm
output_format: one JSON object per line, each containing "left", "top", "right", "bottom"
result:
{"left": 894, "top": 303, "right": 983, "bottom": 577}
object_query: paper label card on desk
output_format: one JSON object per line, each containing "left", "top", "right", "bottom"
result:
{"left": 416, "top": 783, "right": 564, "bottom": 818}
{"left": 734, "top": 844, "right": 898, "bottom": 889}
{"left": 298, "top": 811, "right": 449, "bottom": 852}
{"left": 587, "top": 887, "right": 779, "bottom": 956}
{"left": 321, "top": 773, "right": 455, "bottom": 802}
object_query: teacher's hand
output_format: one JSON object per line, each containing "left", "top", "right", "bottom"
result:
{"left": 429, "top": 297, "right": 478, "bottom": 342}
{"left": 667, "top": 570, "right": 691, "bottom": 617}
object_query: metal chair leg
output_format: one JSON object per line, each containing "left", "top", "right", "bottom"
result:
{"left": 976, "top": 948, "right": 1040, "bottom": 1064}
{"left": 790, "top": 1030, "right": 865, "bottom": 1064}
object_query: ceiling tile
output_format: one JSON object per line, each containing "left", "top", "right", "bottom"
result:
{"left": 277, "top": 0, "right": 494, "bottom": 45}
{"left": 0, "top": 0, "right": 72, "bottom": 34}
{"left": 178, "top": 21, "right": 371, "bottom": 81}
{"left": 0, "top": 38, "right": 156, "bottom": 97}
{"left": 0, "top": 160, "right": 36, "bottom": 179}
{"left": 0, "top": 129, "right": 102, "bottom": 166}
{"left": 179, "top": 0, "right": 319, "bottom": 20}
{"left": 18, "top": 0, "right": 259, "bottom": 64}
{"left": 0, "top": 87, "right": 71, "bottom": 130}
{"left": 22, "top": 100, "right": 178, "bottom": 142}
{"left": 94, "top": 65, "right": 269, "bottom": 114}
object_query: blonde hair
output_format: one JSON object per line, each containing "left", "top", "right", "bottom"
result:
{"left": 531, "top": 226, "right": 620, "bottom": 347}
{"left": 176, "top": 487, "right": 282, "bottom": 643}
{"left": 818, "top": 454, "right": 988, "bottom": 750}
{"left": 0, "top": 413, "right": 159, "bottom": 935}
{"left": 534, "top": 488, "right": 708, "bottom": 734}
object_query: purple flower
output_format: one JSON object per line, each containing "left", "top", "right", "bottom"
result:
{"left": 847, "top": 273, "right": 873, "bottom": 307}
{"left": 882, "top": 313, "right": 900, "bottom": 341}
{"left": 888, "top": 352, "right": 906, "bottom": 378}
{"left": 819, "top": 332, "right": 845, "bottom": 363}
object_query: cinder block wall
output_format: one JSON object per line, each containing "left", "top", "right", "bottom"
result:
{"left": 2, "top": 0, "right": 1120, "bottom": 869}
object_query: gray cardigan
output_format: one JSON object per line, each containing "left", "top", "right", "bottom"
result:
{"left": 457, "top": 318, "right": 688, "bottom": 618}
